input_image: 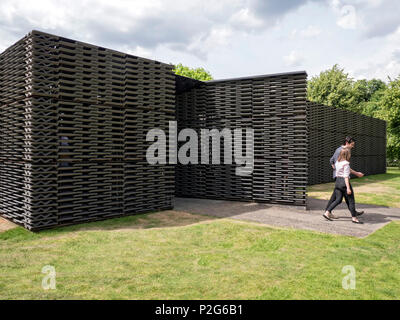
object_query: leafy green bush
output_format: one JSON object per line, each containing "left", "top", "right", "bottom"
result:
{"left": 173, "top": 63, "right": 213, "bottom": 81}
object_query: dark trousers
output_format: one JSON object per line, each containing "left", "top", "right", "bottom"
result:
{"left": 325, "top": 177, "right": 357, "bottom": 217}
{"left": 325, "top": 177, "right": 353, "bottom": 212}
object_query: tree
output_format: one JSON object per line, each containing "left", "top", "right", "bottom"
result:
{"left": 308, "top": 65, "right": 389, "bottom": 114}
{"left": 173, "top": 63, "right": 213, "bottom": 81}
{"left": 353, "top": 79, "right": 387, "bottom": 117}
{"left": 353, "top": 79, "right": 386, "bottom": 104}
{"left": 308, "top": 64, "right": 398, "bottom": 162}
{"left": 307, "top": 64, "right": 358, "bottom": 111}
{"left": 376, "top": 77, "right": 400, "bottom": 161}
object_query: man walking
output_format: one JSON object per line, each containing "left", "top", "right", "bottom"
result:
{"left": 325, "top": 136, "right": 364, "bottom": 219}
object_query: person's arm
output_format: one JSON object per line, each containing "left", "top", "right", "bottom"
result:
{"left": 345, "top": 177, "right": 351, "bottom": 194}
{"left": 344, "top": 164, "right": 351, "bottom": 194}
{"left": 350, "top": 168, "right": 364, "bottom": 177}
{"left": 330, "top": 148, "right": 340, "bottom": 169}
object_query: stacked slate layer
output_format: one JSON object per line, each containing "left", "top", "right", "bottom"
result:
{"left": 0, "top": 30, "right": 175, "bottom": 230}
{"left": 175, "top": 72, "right": 309, "bottom": 206}
{"left": 307, "top": 102, "right": 386, "bottom": 185}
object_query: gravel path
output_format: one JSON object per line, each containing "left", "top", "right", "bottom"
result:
{"left": 174, "top": 197, "right": 400, "bottom": 237}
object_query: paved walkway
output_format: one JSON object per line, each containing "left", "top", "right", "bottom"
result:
{"left": 0, "top": 217, "right": 17, "bottom": 232}
{"left": 174, "top": 197, "right": 400, "bottom": 237}
{"left": 2, "top": 198, "right": 399, "bottom": 237}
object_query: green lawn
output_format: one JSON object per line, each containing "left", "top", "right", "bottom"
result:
{"left": 1, "top": 209, "right": 400, "bottom": 299}
{"left": 308, "top": 167, "right": 400, "bottom": 208}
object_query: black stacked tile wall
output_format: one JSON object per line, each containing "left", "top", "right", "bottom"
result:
{"left": 307, "top": 101, "right": 386, "bottom": 185}
{"left": 0, "top": 30, "right": 175, "bottom": 230}
{"left": 1, "top": 30, "right": 387, "bottom": 230}
{"left": 175, "top": 75, "right": 386, "bottom": 203}
{"left": 175, "top": 72, "right": 309, "bottom": 205}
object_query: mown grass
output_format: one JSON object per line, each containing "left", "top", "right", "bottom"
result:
{"left": 308, "top": 167, "right": 400, "bottom": 208}
{"left": 1, "top": 209, "right": 400, "bottom": 300}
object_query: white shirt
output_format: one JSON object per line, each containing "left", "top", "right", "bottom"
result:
{"left": 335, "top": 160, "right": 350, "bottom": 178}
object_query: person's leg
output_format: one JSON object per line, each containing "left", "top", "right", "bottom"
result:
{"left": 343, "top": 183, "right": 354, "bottom": 209}
{"left": 325, "top": 190, "right": 337, "bottom": 212}
{"left": 326, "top": 188, "right": 344, "bottom": 213}
{"left": 344, "top": 184, "right": 364, "bottom": 216}
{"left": 344, "top": 187, "right": 350, "bottom": 208}
{"left": 344, "top": 194, "right": 356, "bottom": 217}
{"left": 325, "top": 178, "right": 340, "bottom": 218}
{"left": 324, "top": 177, "right": 346, "bottom": 220}
{"left": 344, "top": 184, "right": 359, "bottom": 222}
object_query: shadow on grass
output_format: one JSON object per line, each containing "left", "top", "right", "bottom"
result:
{"left": 0, "top": 197, "right": 277, "bottom": 240}
{"left": 0, "top": 210, "right": 218, "bottom": 241}
{"left": 0, "top": 197, "right": 285, "bottom": 240}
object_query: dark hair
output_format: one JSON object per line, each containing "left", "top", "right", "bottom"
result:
{"left": 344, "top": 136, "right": 355, "bottom": 145}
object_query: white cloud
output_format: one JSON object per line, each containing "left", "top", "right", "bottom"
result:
{"left": 350, "top": 26, "right": 400, "bottom": 80}
{"left": 283, "top": 50, "right": 304, "bottom": 67}
{"left": 392, "top": 49, "right": 400, "bottom": 63}
{"left": 352, "top": 58, "right": 400, "bottom": 80}
{"left": 301, "top": 25, "right": 322, "bottom": 37}
{"left": 126, "top": 46, "right": 153, "bottom": 59}
{"left": 230, "top": 8, "right": 264, "bottom": 31}
{"left": 0, "top": 0, "right": 318, "bottom": 61}
{"left": 2, "top": 0, "right": 400, "bottom": 81}
{"left": 187, "top": 26, "right": 235, "bottom": 60}
{"left": 291, "top": 25, "right": 322, "bottom": 38}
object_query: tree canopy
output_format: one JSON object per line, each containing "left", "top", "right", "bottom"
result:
{"left": 307, "top": 64, "right": 357, "bottom": 111}
{"left": 308, "top": 64, "right": 399, "bottom": 162}
{"left": 173, "top": 63, "right": 213, "bottom": 81}
{"left": 377, "top": 77, "right": 400, "bottom": 161}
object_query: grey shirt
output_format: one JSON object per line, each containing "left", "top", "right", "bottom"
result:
{"left": 330, "top": 146, "right": 343, "bottom": 179}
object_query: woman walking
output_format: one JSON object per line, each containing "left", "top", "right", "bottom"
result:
{"left": 323, "top": 148, "right": 363, "bottom": 224}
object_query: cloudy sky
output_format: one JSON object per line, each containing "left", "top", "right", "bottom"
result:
{"left": 1, "top": 0, "right": 400, "bottom": 81}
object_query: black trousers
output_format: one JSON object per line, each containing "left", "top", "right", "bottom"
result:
{"left": 325, "top": 177, "right": 357, "bottom": 217}
{"left": 325, "top": 177, "right": 353, "bottom": 212}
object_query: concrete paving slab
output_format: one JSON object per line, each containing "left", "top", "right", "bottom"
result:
{"left": 173, "top": 197, "right": 400, "bottom": 237}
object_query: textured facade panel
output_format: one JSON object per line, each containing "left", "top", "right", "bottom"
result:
{"left": 175, "top": 73, "right": 309, "bottom": 206}
{"left": 175, "top": 77, "right": 386, "bottom": 204}
{"left": 0, "top": 30, "right": 175, "bottom": 230}
{"left": 0, "top": 31, "right": 387, "bottom": 230}
{"left": 307, "top": 102, "right": 386, "bottom": 185}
